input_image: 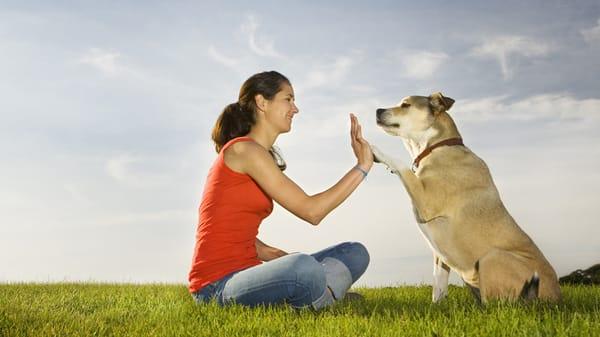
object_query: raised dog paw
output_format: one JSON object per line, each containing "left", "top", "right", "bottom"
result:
{"left": 371, "top": 145, "right": 401, "bottom": 174}
{"left": 370, "top": 145, "right": 387, "bottom": 165}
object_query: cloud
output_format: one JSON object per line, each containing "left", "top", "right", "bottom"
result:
{"left": 280, "top": 97, "right": 384, "bottom": 151}
{"left": 298, "top": 54, "right": 359, "bottom": 91}
{"left": 471, "top": 36, "right": 552, "bottom": 79}
{"left": 581, "top": 18, "right": 600, "bottom": 45}
{"left": 207, "top": 45, "right": 240, "bottom": 68}
{"left": 400, "top": 51, "right": 449, "bottom": 79}
{"left": 106, "top": 154, "right": 173, "bottom": 188}
{"left": 106, "top": 154, "right": 135, "bottom": 182}
{"left": 240, "top": 14, "right": 283, "bottom": 58}
{"left": 79, "top": 48, "right": 122, "bottom": 76}
{"left": 457, "top": 93, "right": 600, "bottom": 123}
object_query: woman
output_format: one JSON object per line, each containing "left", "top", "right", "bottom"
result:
{"left": 189, "top": 71, "right": 373, "bottom": 310}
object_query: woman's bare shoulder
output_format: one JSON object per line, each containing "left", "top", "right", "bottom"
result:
{"left": 223, "top": 140, "right": 271, "bottom": 173}
{"left": 225, "top": 140, "right": 266, "bottom": 156}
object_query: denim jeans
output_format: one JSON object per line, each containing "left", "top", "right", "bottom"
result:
{"left": 191, "top": 241, "right": 369, "bottom": 310}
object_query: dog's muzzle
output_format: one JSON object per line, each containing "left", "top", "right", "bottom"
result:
{"left": 376, "top": 108, "right": 387, "bottom": 126}
{"left": 376, "top": 108, "right": 399, "bottom": 128}
{"left": 376, "top": 108, "right": 386, "bottom": 121}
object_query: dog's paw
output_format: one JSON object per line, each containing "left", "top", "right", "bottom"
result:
{"left": 371, "top": 145, "right": 400, "bottom": 174}
{"left": 432, "top": 287, "right": 448, "bottom": 303}
{"left": 370, "top": 145, "right": 387, "bottom": 165}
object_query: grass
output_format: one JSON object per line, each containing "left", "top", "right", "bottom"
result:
{"left": 1, "top": 284, "right": 599, "bottom": 337}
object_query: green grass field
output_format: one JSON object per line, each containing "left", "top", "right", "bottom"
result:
{"left": 1, "top": 284, "right": 598, "bottom": 337}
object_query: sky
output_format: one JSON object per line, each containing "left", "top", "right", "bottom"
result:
{"left": 1, "top": 0, "right": 599, "bottom": 287}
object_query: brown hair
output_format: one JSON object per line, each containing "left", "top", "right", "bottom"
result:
{"left": 211, "top": 71, "right": 291, "bottom": 153}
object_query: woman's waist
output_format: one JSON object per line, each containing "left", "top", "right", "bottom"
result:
{"left": 192, "top": 239, "right": 257, "bottom": 262}
{"left": 189, "top": 258, "right": 261, "bottom": 293}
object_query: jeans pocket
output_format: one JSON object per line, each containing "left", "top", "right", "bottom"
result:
{"left": 192, "top": 272, "right": 238, "bottom": 305}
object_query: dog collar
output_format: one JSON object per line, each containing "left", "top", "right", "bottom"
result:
{"left": 412, "top": 138, "right": 464, "bottom": 171}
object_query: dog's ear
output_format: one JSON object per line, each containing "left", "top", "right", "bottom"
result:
{"left": 429, "top": 92, "right": 455, "bottom": 115}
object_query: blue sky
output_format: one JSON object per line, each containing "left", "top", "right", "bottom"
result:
{"left": 1, "top": 1, "right": 599, "bottom": 286}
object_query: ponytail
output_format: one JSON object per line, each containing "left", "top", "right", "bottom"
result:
{"left": 211, "top": 102, "right": 255, "bottom": 153}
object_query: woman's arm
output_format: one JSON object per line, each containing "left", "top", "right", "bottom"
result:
{"left": 228, "top": 114, "right": 373, "bottom": 226}
{"left": 255, "top": 238, "right": 288, "bottom": 261}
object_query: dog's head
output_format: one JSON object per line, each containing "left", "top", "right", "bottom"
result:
{"left": 375, "top": 92, "right": 454, "bottom": 139}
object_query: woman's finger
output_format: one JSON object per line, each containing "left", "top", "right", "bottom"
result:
{"left": 355, "top": 116, "right": 365, "bottom": 141}
{"left": 349, "top": 114, "right": 354, "bottom": 137}
{"left": 350, "top": 114, "right": 357, "bottom": 140}
{"left": 357, "top": 123, "right": 363, "bottom": 140}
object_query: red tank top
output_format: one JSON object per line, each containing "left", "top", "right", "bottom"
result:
{"left": 188, "top": 137, "right": 273, "bottom": 293}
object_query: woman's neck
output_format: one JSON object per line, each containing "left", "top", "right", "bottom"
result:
{"left": 246, "top": 124, "right": 278, "bottom": 150}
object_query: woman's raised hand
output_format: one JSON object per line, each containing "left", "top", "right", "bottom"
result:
{"left": 350, "top": 113, "right": 373, "bottom": 171}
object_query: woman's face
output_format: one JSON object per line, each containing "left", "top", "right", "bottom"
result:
{"left": 263, "top": 83, "right": 299, "bottom": 133}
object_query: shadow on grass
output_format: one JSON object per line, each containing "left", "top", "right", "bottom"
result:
{"left": 319, "top": 285, "right": 600, "bottom": 318}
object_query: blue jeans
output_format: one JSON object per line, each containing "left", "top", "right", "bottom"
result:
{"left": 191, "top": 241, "right": 369, "bottom": 310}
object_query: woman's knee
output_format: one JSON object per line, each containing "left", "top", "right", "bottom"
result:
{"left": 285, "top": 253, "right": 327, "bottom": 300}
{"left": 352, "top": 242, "right": 370, "bottom": 266}
{"left": 287, "top": 253, "right": 326, "bottom": 284}
{"left": 341, "top": 242, "right": 370, "bottom": 281}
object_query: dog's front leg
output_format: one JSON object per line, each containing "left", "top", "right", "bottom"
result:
{"left": 371, "top": 145, "right": 433, "bottom": 221}
{"left": 432, "top": 255, "right": 451, "bottom": 303}
{"left": 371, "top": 145, "right": 408, "bottom": 174}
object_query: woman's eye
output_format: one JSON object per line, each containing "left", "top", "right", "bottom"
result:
{"left": 401, "top": 103, "right": 411, "bottom": 108}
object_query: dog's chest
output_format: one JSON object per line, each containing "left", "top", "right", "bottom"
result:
{"left": 417, "top": 218, "right": 450, "bottom": 262}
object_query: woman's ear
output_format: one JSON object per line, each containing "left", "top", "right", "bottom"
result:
{"left": 255, "top": 94, "right": 268, "bottom": 112}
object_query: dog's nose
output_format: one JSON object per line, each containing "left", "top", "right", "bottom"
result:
{"left": 376, "top": 108, "right": 386, "bottom": 119}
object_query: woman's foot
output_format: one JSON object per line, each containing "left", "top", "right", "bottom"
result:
{"left": 343, "top": 292, "right": 364, "bottom": 301}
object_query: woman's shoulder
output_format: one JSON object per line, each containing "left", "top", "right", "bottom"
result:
{"left": 221, "top": 136, "right": 254, "bottom": 152}
{"left": 224, "top": 137, "right": 264, "bottom": 156}
{"left": 223, "top": 138, "right": 270, "bottom": 173}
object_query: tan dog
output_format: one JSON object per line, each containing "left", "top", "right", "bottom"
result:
{"left": 371, "top": 92, "right": 561, "bottom": 303}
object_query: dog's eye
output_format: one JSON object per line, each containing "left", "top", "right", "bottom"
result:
{"left": 401, "top": 103, "right": 411, "bottom": 108}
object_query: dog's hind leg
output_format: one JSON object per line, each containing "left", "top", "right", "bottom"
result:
{"left": 477, "top": 249, "right": 538, "bottom": 303}
{"left": 432, "top": 255, "right": 451, "bottom": 303}
{"left": 520, "top": 272, "right": 540, "bottom": 301}
{"left": 465, "top": 281, "right": 482, "bottom": 304}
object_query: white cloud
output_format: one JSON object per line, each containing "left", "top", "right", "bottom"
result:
{"left": 280, "top": 97, "right": 384, "bottom": 151}
{"left": 106, "top": 154, "right": 135, "bottom": 181}
{"left": 106, "top": 154, "right": 173, "bottom": 188}
{"left": 400, "top": 51, "right": 449, "bottom": 79}
{"left": 471, "top": 36, "right": 552, "bottom": 79}
{"left": 581, "top": 18, "right": 600, "bottom": 45}
{"left": 207, "top": 45, "right": 240, "bottom": 68}
{"left": 79, "top": 48, "right": 122, "bottom": 75}
{"left": 63, "top": 183, "right": 92, "bottom": 206}
{"left": 457, "top": 93, "right": 600, "bottom": 123}
{"left": 240, "top": 14, "right": 283, "bottom": 58}
{"left": 298, "top": 54, "right": 359, "bottom": 91}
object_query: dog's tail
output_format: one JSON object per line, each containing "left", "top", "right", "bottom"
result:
{"left": 520, "top": 272, "right": 540, "bottom": 301}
